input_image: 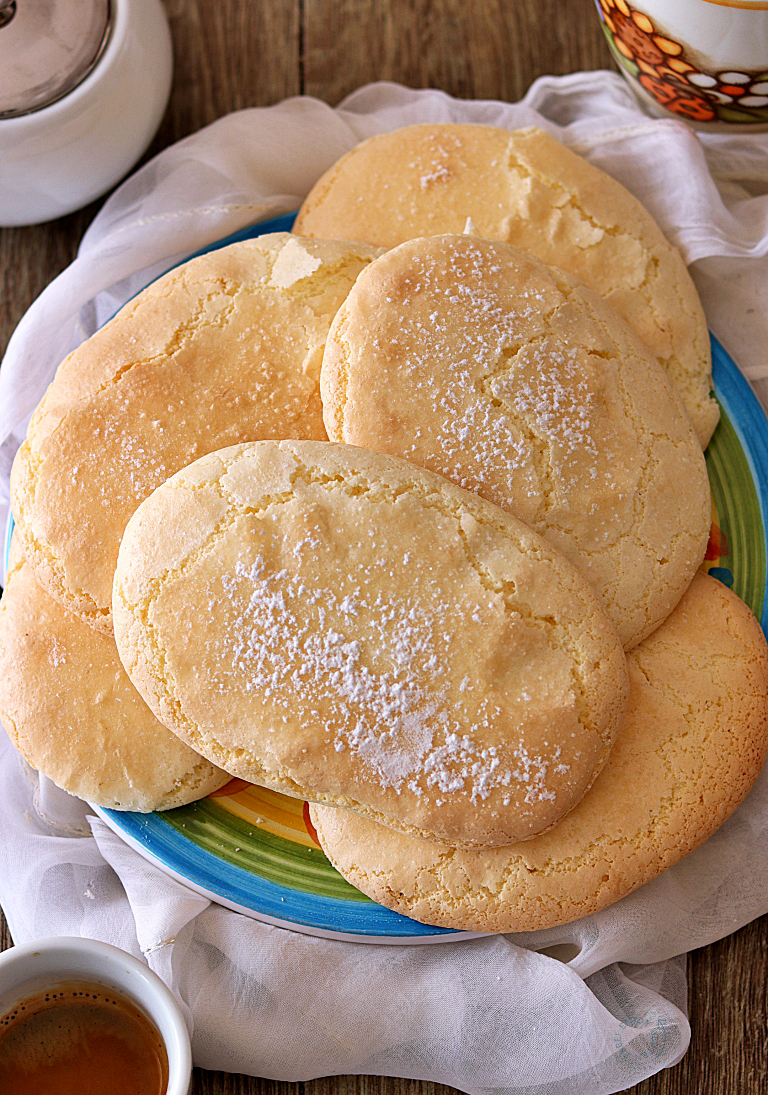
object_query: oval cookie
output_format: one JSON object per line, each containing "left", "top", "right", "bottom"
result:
{"left": 10, "top": 233, "right": 382, "bottom": 634}
{"left": 310, "top": 573, "right": 768, "bottom": 933}
{"left": 295, "top": 123, "right": 717, "bottom": 447}
{"left": 112, "top": 439, "right": 629, "bottom": 848}
{"left": 321, "top": 235, "right": 711, "bottom": 650}
{"left": 0, "top": 547, "right": 229, "bottom": 812}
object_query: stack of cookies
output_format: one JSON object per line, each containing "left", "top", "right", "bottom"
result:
{"left": 2, "top": 124, "right": 767, "bottom": 934}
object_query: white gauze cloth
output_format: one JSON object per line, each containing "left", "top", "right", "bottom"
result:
{"left": 2, "top": 71, "right": 768, "bottom": 1094}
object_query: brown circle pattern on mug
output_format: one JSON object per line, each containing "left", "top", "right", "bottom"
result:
{"left": 597, "top": 0, "right": 768, "bottom": 124}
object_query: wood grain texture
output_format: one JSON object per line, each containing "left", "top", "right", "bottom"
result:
{"left": 0, "top": 1, "right": 767, "bottom": 1093}
{"left": 0, "top": 204, "right": 97, "bottom": 364}
{"left": 0, "top": 912, "right": 11, "bottom": 952}
{"left": 303, "top": 0, "right": 613, "bottom": 105}
{"left": 159, "top": 0, "right": 300, "bottom": 137}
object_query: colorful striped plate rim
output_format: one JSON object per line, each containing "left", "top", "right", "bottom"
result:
{"left": 9, "top": 213, "right": 768, "bottom": 941}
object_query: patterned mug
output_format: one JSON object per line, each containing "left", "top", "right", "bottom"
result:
{"left": 596, "top": 0, "right": 768, "bottom": 128}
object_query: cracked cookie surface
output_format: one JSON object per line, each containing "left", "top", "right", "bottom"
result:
{"left": 0, "top": 541, "right": 229, "bottom": 811}
{"left": 112, "top": 439, "right": 629, "bottom": 848}
{"left": 321, "top": 235, "right": 711, "bottom": 650}
{"left": 310, "top": 572, "right": 768, "bottom": 932}
{"left": 294, "top": 123, "right": 718, "bottom": 447}
{"left": 10, "top": 233, "right": 382, "bottom": 634}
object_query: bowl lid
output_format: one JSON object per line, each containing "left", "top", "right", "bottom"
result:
{"left": 0, "top": 0, "right": 112, "bottom": 118}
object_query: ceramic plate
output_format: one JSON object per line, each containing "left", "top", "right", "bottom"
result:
{"left": 10, "top": 214, "right": 768, "bottom": 942}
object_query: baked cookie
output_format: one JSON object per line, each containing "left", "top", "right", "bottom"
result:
{"left": 294, "top": 123, "right": 718, "bottom": 447}
{"left": 310, "top": 572, "right": 768, "bottom": 933}
{"left": 0, "top": 545, "right": 229, "bottom": 812}
{"left": 112, "top": 439, "right": 629, "bottom": 849}
{"left": 321, "top": 235, "right": 711, "bottom": 650}
{"left": 10, "top": 233, "right": 382, "bottom": 634}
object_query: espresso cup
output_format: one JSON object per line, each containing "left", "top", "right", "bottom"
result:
{"left": 596, "top": 0, "right": 768, "bottom": 129}
{"left": 0, "top": 936, "right": 192, "bottom": 1094}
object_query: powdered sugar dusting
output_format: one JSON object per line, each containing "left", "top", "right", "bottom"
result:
{"left": 343, "top": 235, "right": 623, "bottom": 540}
{"left": 199, "top": 520, "right": 572, "bottom": 812}
{"left": 511, "top": 744, "right": 567, "bottom": 805}
{"left": 49, "top": 637, "right": 67, "bottom": 668}
{"left": 95, "top": 412, "right": 170, "bottom": 501}
{"left": 216, "top": 555, "right": 445, "bottom": 792}
{"left": 419, "top": 164, "right": 451, "bottom": 190}
{"left": 356, "top": 238, "right": 606, "bottom": 514}
{"left": 491, "top": 340, "right": 599, "bottom": 459}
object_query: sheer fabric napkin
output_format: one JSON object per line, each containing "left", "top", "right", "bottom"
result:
{"left": 2, "top": 72, "right": 768, "bottom": 1094}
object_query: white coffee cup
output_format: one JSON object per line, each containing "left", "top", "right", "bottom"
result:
{"left": 596, "top": 0, "right": 768, "bottom": 129}
{"left": 0, "top": 936, "right": 192, "bottom": 1095}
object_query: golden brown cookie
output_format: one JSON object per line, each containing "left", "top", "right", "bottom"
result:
{"left": 294, "top": 123, "right": 717, "bottom": 447}
{"left": 321, "top": 234, "right": 711, "bottom": 650}
{"left": 10, "top": 233, "right": 382, "bottom": 634}
{"left": 112, "top": 439, "right": 629, "bottom": 848}
{"left": 0, "top": 547, "right": 229, "bottom": 811}
{"left": 310, "top": 573, "right": 768, "bottom": 933}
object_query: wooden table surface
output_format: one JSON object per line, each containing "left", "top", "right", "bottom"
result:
{"left": 1, "top": 1, "right": 767, "bottom": 1092}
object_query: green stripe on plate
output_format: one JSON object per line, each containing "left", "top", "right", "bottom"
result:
{"left": 705, "top": 401, "right": 767, "bottom": 620}
{"left": 161, "top": 798, "right": 371, "bottom": 901}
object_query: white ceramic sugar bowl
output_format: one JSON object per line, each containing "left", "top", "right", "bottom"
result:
{"left": 0, "top": 0, "right": 173, "bottom": 226}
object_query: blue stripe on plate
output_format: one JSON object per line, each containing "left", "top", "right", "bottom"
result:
{"left": 100, "top": 806, "right": 453, "bottom": 938}
{"left": 710, "top": 334, "right": 768, "bottom": 635}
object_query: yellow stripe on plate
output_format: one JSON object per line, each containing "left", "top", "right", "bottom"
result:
{"left": 214, "top": 784, "right": 316, "bottom": 848}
